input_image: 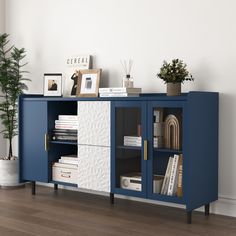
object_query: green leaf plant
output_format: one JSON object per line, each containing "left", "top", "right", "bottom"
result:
{"left": 0, "top": 33, "right": 30, "bottom": 159}
{"left": 157, "top": 59, "right": 194, "bottom": 84}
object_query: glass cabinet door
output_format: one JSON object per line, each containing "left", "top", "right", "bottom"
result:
{"left": 147, "top": 101, "right": 184, "bottom": 203}
{"left": 111, "top": 101, "right": 147, "bottom": 198}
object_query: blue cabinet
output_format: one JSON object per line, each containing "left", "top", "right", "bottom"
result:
{"left": 19, "top": 92, "right": 218, "bottom": 223}
{"left": 19, "top": 100, "right": 49, "bottom": 182}
{"left": 111, "top": 92, "right": 219, "bottom": 223}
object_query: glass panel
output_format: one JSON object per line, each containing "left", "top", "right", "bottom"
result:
{"left": 152, "top": 107, "right": 183, "bottom": 198}
{"left": 115, "top": 107, "right": 143, "bottom": 192}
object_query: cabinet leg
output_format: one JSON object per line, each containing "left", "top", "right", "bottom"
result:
{"left": 205, "top": 203, "right": 210, "bottom": 216}
{"left": 187, "top": 211, "right": 192, "bottom": 224}
{"left": 110, "top": 193, "right": 114, "bottom": 204}
{"left": 32, "top": 181, "right": 36, "bottom": 195}
{"left": 54, "top": 184, "right": 58, "bottom": 191}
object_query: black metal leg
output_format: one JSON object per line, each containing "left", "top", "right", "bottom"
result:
{"left": 187, "top": 211, "right": 192, "bottom": 224}
{"left": 54, "top": 184, "right": 58, "bottom": 190}
{"left": 32, "top": 181, "right": 36, "bottom": 195}
{"left": 205, "top": 203, "right": 210, "bottom": 216}
{"left": 110, "top": 193, "right": 114, "bottom": 204}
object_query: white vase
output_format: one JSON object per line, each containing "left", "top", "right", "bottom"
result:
{"left": 0, "top": 159, "right": 21, "bottom": 187}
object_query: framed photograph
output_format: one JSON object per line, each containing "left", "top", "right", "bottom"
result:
{"left": 76, "top": 69, "right": 101, "bottom": 97}
{"left": 63, "top": 55, "right": 91, "bottom": 97}
{"left": 44, "top": 73, "right": 62, "bottom": 96}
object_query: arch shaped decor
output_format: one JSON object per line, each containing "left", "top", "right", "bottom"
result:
{"left": 164, "top": 114, "right": 181, "bottom": 150}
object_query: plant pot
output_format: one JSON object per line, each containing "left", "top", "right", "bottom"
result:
{"left": 0, "top": 159, "right": 22, "bottom": 187}
{"left": 166, "top": 83, "right": 181, "bottom": 96}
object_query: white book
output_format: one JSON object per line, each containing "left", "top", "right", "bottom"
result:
{"left": 55, "top": 120, "right": 78, "bottom": 125}
{"left": 99, "top": 87, "right": 142, "bottom": 93}
{"left": 55, "top": 125, "right": 78, "bottom": 130}
{"left": 99, "top": 93, "right": 140, "bottom": 97}
{"left": 161, "top": 157, "right": 173, "bottom": 194}
{"left": 53, "top": 162, "right": 78, "bottom": 169}
{"left": 59, "top": 159, "right": 78, "bottom": 165}
{"left": 61, "top": 156, "right": 78, "bottom": 162}
{"left": 58, "top": 115, "right": 78, "bottom": 121}
{"left": 167, "top": 154, "right": 179, "bottom": 196}
{"left": 124, "top": 136, "right": 142, "bottom": 141}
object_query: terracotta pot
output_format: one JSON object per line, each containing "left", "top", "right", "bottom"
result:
{"left": 166, "top": 83, "right": 181, "bottom": 96}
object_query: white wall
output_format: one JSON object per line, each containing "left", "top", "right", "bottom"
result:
{"left": 0, "top": 0, "right": 6, "bottom": 158}
{"left": 5, "top": 0, "right": 236, "bottom": 216}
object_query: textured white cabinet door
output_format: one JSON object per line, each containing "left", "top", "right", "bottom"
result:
{"left": 78, "top": 145, "right": 110, "bottom": 192}
{"left": 77, "top": 101, "right": 110, "bottom": 146}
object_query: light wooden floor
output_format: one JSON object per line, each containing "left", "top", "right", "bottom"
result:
{"left": 0, "top": 185, "right": 236, "bottom": 236}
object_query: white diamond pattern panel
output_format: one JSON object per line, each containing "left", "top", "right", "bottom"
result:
{"left": 77, "top": 145, "right": 110, "bottom": 192}
{"left": 77, "top": 101, "right": 110, "bottom": 146}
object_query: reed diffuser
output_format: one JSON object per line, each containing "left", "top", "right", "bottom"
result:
{"left": 121, "top": 59, "right": 134, "bottom": 88}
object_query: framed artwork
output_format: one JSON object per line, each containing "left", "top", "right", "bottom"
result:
{"left": 63, "top": 55, "right": 91, "bottom": 97}
{"left": 76, "top": 69, "right": 101, "bottom": 97}
{"left": 43, "top": 73, "right": 62, "bottom": 96}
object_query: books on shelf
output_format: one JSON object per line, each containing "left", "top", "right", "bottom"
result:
{"left": 99, "top": 87, "right": 142, "bottom": 97}
{"left": 177, "top": 154, "right": 183, "bottom": 197}
{"left": 52, "top": 115, "right": 78, "bottom": 141}
{"left": 99, "top": 87, "right": 142, "bottom": 93}
{"left": 59, "top": 158, "right": 78, "bottom": 165}
{"left": 99, "top": 93, "right": 140, "bottom": 97}
{"left": 124, "top": 136, "right": 142, "bottom": 147}
{"left": 160, "top": 154, "right": 183, "bottom": 197}
{"left": 58, "top": 115, "right": 78, "bottom": 121}
{"left": 167, "top": 154, "right": 179, "bottom": 196}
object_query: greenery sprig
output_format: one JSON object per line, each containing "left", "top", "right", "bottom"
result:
{"left": 157, "top": 59, "right": 194, "bottom": 84}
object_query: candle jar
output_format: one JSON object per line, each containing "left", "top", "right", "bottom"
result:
{"left": 122, "top": 75, "right": 134, "bottom": 88}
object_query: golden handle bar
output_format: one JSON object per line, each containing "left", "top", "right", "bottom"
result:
{"left": 144, "top": 140, "right": 148, "bottom": 161}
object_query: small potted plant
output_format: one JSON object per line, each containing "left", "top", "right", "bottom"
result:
{"left": 0, "top": 33, "right": 30, "bottom": 187}
{"left": 157, "top": 59, "right": 194, "bottom": 96}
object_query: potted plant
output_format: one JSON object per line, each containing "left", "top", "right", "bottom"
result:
{"left": 157, "top": 59, "right": 194, "bottom": 96}
{"left": 0, "top": 33, "right": 30, "bottom": 187}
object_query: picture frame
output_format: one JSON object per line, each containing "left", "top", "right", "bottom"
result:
{"left": 76, "top": 69, "right": 101, "bottom": 97}
{"left": 43, "top": 73, "right": 62, "bottom": 96}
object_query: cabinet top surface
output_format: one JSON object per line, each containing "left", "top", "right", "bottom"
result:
{"left": 19, "top": 91, "right": 218, "bottom": 102}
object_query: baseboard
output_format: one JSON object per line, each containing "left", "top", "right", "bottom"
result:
{"left": 36, "top": 182, "right": 236, "bottom": 218}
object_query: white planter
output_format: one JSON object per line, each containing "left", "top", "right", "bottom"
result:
{"left": 0, "top": 159, "right": 20, "bottom": 187}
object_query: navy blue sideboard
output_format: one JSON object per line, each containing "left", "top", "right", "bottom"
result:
{"left": 18, "top": 92, "right": 219, "bottom": 224}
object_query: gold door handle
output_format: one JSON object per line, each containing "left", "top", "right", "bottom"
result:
{"left": 45, "top": 134, "right": 49, "bottom": 151}
{"left": 144, "top": 140, "right": 148, "bottom": 161}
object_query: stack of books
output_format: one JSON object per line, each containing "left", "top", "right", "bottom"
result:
{"left": 160, "top": 154, "right": 183, "bottom": 197}
{"left": 52, "top": 115, "right": 78, "bottom": 141}
{"left": 124, "top": 136, "right": 141, "bottom": 147}
{"left": 99, "top": 87, "right": 142, "bottom": 97}
{"left": 54, "top": 154, "right": 78, "bottom": 167}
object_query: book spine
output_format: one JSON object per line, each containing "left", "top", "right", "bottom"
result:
{"left": 60, "top": 157, "right": 78, "bottom": 161}
{"left": 53, "top": 162, "right": 78, "bottom": 169}
{"left": 58, "top": 115, "right": 78, "bottom": 121}
{"left": 59, "top": 159, "right": 78, "bottom": 165}
{"left": 55, "top": 125, "right": 78, "bottom": 130}
{"left": 167, "top": 154, "right": 179, "bottom": 196}
{"left": 161, "top": 157, "right": 172, "bottom": 194}
{"left": 55, "top": 120, "right": 78, "bottom": 125}
{"left": 177, "top": 154, "right": 183, "bottom": 197}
